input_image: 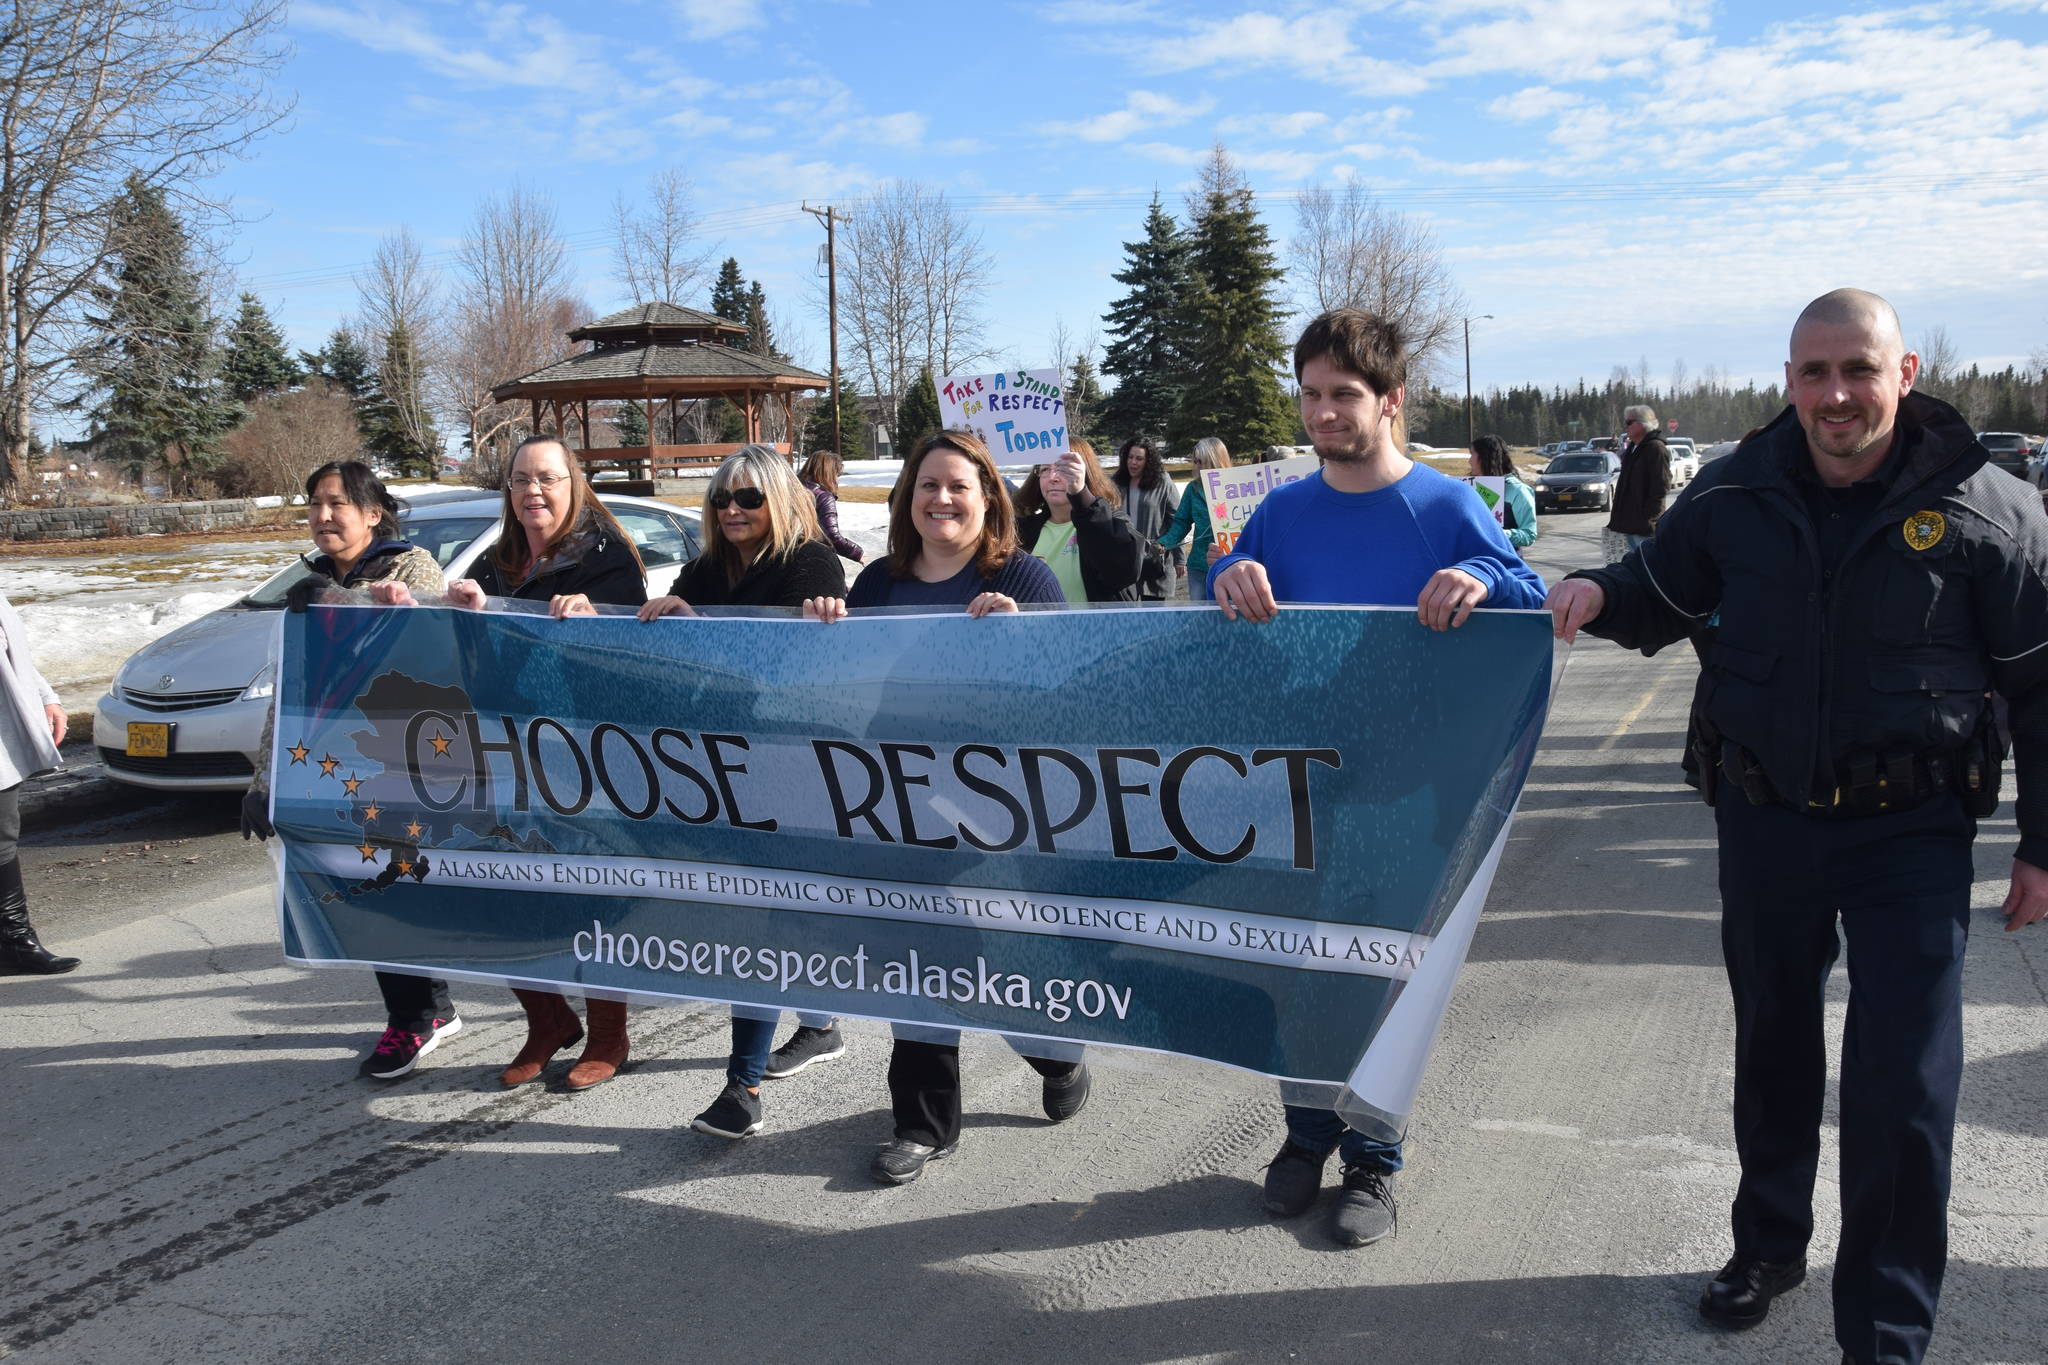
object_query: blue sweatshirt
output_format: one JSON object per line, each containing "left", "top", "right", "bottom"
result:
{"left": 1206, "top": 463, "right": 1547, "bottom": 609}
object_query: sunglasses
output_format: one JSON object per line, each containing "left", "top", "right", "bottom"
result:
{"left": 709, "top": 487, "right": 767, "bottom": 511}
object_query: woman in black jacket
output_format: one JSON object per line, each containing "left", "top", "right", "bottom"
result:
{"left": 1012, "top": 439, "right": 1143, "bottom": 603}
{"left": 1112, "top": 437, "right": 1178, "bottom": 601}
{"left": 595, "top": 444, "right": 848, "bottom": 1142}
{"left": 446, "top": 435, "right": 646, "bottom": 1093}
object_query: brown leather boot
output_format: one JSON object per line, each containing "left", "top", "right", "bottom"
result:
{"left": 564, "top": 999, "right": 630, "bottom": 1091}
{"left": 500, "top": 988, "right": 584, "bottom": 1088}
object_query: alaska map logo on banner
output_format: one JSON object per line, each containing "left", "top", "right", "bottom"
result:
{"left": 269, "top": 603, "right": 1552, "bottom": 1131}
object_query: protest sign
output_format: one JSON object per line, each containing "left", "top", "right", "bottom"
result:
{"left": 1462, "top": 476, "right": 1506, "bottom": 526}
{"left": 1200, "top": 456, "right": 1320, "bottom": 556}
{"left": 270, "top": 602, "right": 1551, "bottom": 1132}
{"left": 936, "top": 368, "right": 1067, "bottom": 459}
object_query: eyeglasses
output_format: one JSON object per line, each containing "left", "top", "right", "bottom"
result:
{"left": 508, "top": 474, "right": 568, "bottom": 491}
{"left": 709, "top": 487, "right": 767, "bottom": 511}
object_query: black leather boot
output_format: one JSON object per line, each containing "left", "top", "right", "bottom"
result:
{"left": 0, "top": 856, "right": 80, "bottom": 975}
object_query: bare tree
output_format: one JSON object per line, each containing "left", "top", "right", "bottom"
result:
{"left": 833, "top": 180, "right": 989, "bottom": 446}
{"left": 610, "top": 167, "right": 713, "bottom": 307}
{"left": 441, "top": 187, "right": 580, "bottom": 477}
{"left": 0, "top": 0, "right": 290, "bottom": 493}
{"left": 217, "top": 381, "right": 361, "bottom": 496}
{"left": 1289, "top": 177, "right": 1464, "bottom": 382}
{"left": 1916, "top": 325, "right": 1959, "bottom": 395}
{"left": 355, "top": 226, "right": 442, "bottom": 471}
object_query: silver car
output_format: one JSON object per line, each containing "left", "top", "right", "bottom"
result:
{"left": 92, "top": 492, "right": 702, "bottom": 792}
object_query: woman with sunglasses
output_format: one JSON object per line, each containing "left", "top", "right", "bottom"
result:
{"left": 1012, "top": 440, "right": 1143, "bottom": 604}
{"left": 805, "top": 430, "right": 1092, "bottom": 1187}
{"left": 444, "top": 434, "right": 647, "bottom": 1092}
{"left": 566, "top": 445, "right": 848, "bottom": 1141}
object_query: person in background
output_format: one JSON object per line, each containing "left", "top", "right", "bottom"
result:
{"left": 1161, "top": 436, "right": 1229, "bottom": 600}
{"left": 1468, "top": 435, "right": 1539, "bottom": 551}
{"left": 798, "top": 448, "right": 864, "bottom": 563}
{"left": 240, "top": 461, "right": 459, "bottom": 1077}
{"left": 0, "top": 594, "right": 77, "bottom": 976}
{"left": 805, "top": 430, "right": 1092, "bottom": 1186}
{"left": 1013, "top": 440, "right": 1143, "bottom": 603}
{"left": 1603, "top": 404, "right": 1670, "bottom": 563}
{"left": 1210, "top": 307, "right": 1546, "bottom": 1249}
{"left": 557, "top": 444, "right": 847, "bottom": 1139}
{"left": 445, "top": 434, "right": 647, "bottom": 1093}
{"left": 1114, "top": 437, "right": 1177, "bottom": 600}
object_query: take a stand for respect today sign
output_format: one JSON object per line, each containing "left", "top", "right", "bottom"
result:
{"left": 937, "top": 368, "right": 1068, "bottom": 458}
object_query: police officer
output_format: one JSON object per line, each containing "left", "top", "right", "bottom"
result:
{"left": 1547, "top": 289, "right": 2048, "bottom": 1365}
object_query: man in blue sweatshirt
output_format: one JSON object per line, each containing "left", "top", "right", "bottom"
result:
{"left": 1209, "top": 307, "right": 1546, "bottom": 1247}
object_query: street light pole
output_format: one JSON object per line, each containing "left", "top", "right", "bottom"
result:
{"left": 1463, "top": 314, "right": 1493, "bottom": 447}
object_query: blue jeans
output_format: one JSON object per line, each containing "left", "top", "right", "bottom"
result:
{"left": 726, "top": 1010, "right": 836, "bottom": 1087}
{"left": 1188, "top": 565, "right": 1211, "bottom": 602}
{"left": 1284, "top": 1104, "right": 1404, "bottom": 1173}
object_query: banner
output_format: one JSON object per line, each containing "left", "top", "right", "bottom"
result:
{"left": 936, "top": 368, "right": 1067, "bottom": 458}
{"left": 271, "top": 602, "right": 1551, "bottom": 1130}
{"left": 1201, "top": 456, "right": 1320, "bottom": 556}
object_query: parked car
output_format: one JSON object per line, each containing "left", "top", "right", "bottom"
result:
{"left": 1588, "top": 436, "right": 1620, "bottom": 454}
{"left": 1666, "top": 436, "right": 1699, "bottom": 486}
{"left": 92, "top": 492, "right": 703, "bottom": 792}
{"left": 1533, "top": 451, "right": 1622, "bottom": 513}
{"left": 1978, "top": 431, "right": 2030, "bottom": 480}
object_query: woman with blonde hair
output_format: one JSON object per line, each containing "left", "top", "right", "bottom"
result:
{"left": 1012, "top": 440, "right": 1143, "bottom": 603}
{"left": 446, "top": 434, "right": 646, "bottom": 1092}
{"left": 634, "top": 444, "right": 845, "bottom": 617}
{"left": 1160, "top": 436, "right": 1229, "bottom": 601}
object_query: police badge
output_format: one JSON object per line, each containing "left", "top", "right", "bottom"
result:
{"left": 1903, "top": 510, "right": 1946, "bottom": 552}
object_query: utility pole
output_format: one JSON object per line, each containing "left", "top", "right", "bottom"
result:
{"left": 803, "top": 203, "right": 845, "bottom": 456}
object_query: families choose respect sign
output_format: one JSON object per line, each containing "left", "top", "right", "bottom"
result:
{"left": 1201, "top": 456, "right": 1320, "bottom": 556}
{"left": 936, "top": 367, "right": 1068, "bottom": 458}
{"left": 269, "top": 601, "right": 1552, "bottom": 1129}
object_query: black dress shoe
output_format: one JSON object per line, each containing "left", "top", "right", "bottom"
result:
{"left": 1697, "top": 1253, "right": 1806, "bottom": 1329}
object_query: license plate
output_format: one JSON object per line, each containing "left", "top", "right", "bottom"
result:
{"left": 126, "top": 722, "right": 171, "bottom": 758}
{"left": 1556, "top": 492, "right": 1574, "bottom": 502}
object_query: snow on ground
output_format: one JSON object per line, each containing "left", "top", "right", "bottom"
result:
{"left": 1, "top": 540, "right": 299, "bottom": 709}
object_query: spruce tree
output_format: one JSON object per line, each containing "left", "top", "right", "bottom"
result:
{"left": 896, "top": 369, "right": 943, "bottom": 451}
{"left": 1171, "top": 148, "right": 1294, "bottom": 457}
{"left": 1100, "top": 195, "right": 1191, "bottom": 446}
{"left": 1065, "top": 352, "right": 1106, "bottom": 450}
{"left": 612, "top": 399, "right": 650, "bottom": 446}
{"left": 82, "top": 178, "right": 243, "bottom": 488}
{"left": 744, "top": 281, "right": 784, "bottom": 360}
{"left": 363, "top": 319, "right": 440, "bottom": 478}
{"left": 709, "top": 257, "right": 747, "bottom": 327}
{"left": 803, "top": 377, "right": 870, "bottom": 461}
{"left": 221, "top": 292, "right": 299, "bottom": 401}
{"left": 302, "top": 328, "right": 375, "bottom": 405}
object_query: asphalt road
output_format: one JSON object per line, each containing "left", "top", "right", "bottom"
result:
{"left": 5, "top": 507, "right": 2045, "bottom": 1365}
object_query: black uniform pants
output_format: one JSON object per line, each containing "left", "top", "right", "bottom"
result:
{"left": 888, "top": 1038, "right": 1079, "bottom": 1149}
{"left": 374, "top": 970, "right": 454, "bottom": 1033}
{"left": 1716, "top": 790, "right": 1973, "bottom": 1365}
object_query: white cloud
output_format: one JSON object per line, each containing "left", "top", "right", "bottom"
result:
{"left": 1418, "top": 0, "right": 1715, "bottom": 81}
{"left": 1142, "top": 9, "right": 1432, "bottom": 97}
{"left": 672, "top": 0, "right": 765, "bottom": 40}
{"left": 1041, "top": 91, "right": 1214, "bottom": 142}
{"left": 1218, "top": 111, "right": 1332, "bottom": 139}
{"left": 1043, "top": 0, "right": 1165, "bottom": 21}
{"left": 295, "top": 2, "right": 614, "bottom": 93}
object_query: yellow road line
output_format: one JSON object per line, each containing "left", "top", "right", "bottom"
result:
{"left": 1596, "top": 679, "right": 1667, "bottom": 751}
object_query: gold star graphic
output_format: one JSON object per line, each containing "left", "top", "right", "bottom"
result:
{"left": 287, "top": 742, "right": 311, "bottom": 765}
{"left": 362, "top": 802, "right": 382, "bottom": 822}
{"left": 404, "top": 819, "right": 425, "bottom": 841}
{"left": 318, "top": 754, "right": 340, "bottom": 777}
{"left": 429, "top": 732, "right": 452, "bottom": 756}
{"left": 395, "top": 859, "right": 414, "bottom": 876}
{"left": 356, "top": 841, "right": 378, "bottom": 863}
{"left": 342, "top": 776, "right": 362, "bottom": 797}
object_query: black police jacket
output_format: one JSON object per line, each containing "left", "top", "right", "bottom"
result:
{"left": 1569, "top": 392, "right": 2048, "bottom": 865}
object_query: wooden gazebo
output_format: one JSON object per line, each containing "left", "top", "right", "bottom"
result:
{"left": 490, "top": 302, "right": 829, "bottom": 475}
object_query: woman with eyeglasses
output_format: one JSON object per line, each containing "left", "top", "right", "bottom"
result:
{"left": 558, "top": 444, "right": 849, "bottom": 1141}
{"left": 1011, "top": 440, "right": 1143, "bottom": 604}
{"left": 805, "top": 430, "right": 1092, "bottom": 1187}
{"left": 445, "top": 434, "right": 648, "bottom": 1092}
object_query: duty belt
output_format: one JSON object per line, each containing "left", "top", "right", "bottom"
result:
{"left": 1721, "top": 743, "right": 1959, "bottom": 819}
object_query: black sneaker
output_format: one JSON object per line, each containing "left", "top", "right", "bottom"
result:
{"left": 359, "top": 1015, "right": 462, "bottom": 1080}
{"left": 763, "top": 1024, "right": 846, "bottom": 1079}
{"left": 1331, "top": 1165, "right": 1397, "bottom": 1246}
{"left": 690, "top": 1082, "right": 765, "bottom": 1139}
{"left": 871, "top": 1137, "right": 959, "bottom": 1185}
{"left": 1261, "top": 1139, "right": 1331, "bottom": 1217}
{"left": 1041, "top": 1064, "right": 1092, "bottom": 1121}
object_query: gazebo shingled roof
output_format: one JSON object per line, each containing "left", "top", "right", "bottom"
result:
{"left": 489, "top": 301, "right": 829, "bottom": 474}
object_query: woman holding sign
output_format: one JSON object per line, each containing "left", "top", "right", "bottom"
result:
{"left": 444, "top": 435, "right": 647, "bottom": 1093}
{"left": 804, "top": 430, "right": 1092, "bottom": 1185}
{"left": 1468, "top": 435, "right": 1537, "bottom": 551}
{"left": 1012, "top": 440, "right": 1143, "bottom": 604}
{"left": 1159, "top": 437, "right": 1229, "bottom": 602}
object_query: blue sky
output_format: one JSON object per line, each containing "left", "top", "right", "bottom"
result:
{"left": 218, "top": 0, "right": 2048, "bottom": 400}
